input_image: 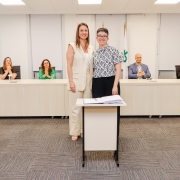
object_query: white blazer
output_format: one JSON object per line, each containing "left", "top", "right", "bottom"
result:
{"left": 67, "top": 42, "right": 94, "bottom": 91}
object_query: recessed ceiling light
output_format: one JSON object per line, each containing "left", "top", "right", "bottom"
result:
{"left": 154, "top": 0, "right": 180, "bottom": 4}
{"left": 78, "top": 0, "right": 102, "bottom": 5}
{"left": 0, "top": 0, "right": 25, "bottom": 5}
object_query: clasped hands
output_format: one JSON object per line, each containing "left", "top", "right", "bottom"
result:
{"left": 137, "top": 71, "right": 145, "bottom": 77}
{"left": 5, "top": 66, "right": 17, "bottom": 79}
{"left": 44, "top": 70, "right": 49, "bottom": 76}
{"left": 44, "top": 70, "right": 51, "bottom": 78}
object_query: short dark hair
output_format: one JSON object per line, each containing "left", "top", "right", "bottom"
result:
{"left": 97, "top": 28, "right": 109, "bottom": 36}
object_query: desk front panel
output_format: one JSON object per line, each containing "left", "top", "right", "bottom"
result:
{"left": 0, "top": 80, "right": 66, "bottom": 116}
{"left": 1, "top": 79, "right": 180, "bottom": 116}
{"left": 84, "top": 107, "right": 117, "bottom": 151}
{"left": 120, "top": 80, "right": 180, "bottom": 116}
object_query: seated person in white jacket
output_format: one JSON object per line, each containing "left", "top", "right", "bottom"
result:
{"left": 128, "top": 53, "right": 151, "bottom": 79}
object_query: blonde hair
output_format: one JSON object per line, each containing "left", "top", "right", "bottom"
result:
{"left": 3, "top": 57, "right": 13, "bottom": 70}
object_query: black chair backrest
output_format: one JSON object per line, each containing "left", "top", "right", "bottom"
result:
{"left": 13, "top": 66, "right": 21, "bottom": 79}
{"left": 175, "top": 65, "right": 180, "bottom": 79}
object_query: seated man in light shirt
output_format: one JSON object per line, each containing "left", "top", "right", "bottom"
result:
{"left": 128, "top": 53, "right": 151, "bottom": 79}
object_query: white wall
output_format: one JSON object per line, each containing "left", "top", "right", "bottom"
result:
{"left": 127, "top": 14, "right": 158, "bottom": 79}
{"left": 0, "top": 15, "right": 32, "bottom": 79}
{"left": 95, "top": 15, "right": 125, "bottom": 51}
{"left": 0, "top": 14, "right": 179, "bottom": 79}
{"left": 30, "top": 15, "right": 62, "bottom": 71}
{"left": 158, "top": 14, "right": 180, "bottom": 70}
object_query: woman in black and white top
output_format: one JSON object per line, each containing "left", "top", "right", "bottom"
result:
{"left": 92, "top": 28, "right": 122, "bottom": 98}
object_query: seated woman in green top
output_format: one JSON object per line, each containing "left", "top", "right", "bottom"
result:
{"left": 39, "top": 59, "right": 56, "bottom": 79}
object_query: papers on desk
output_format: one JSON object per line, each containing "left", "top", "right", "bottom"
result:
{"left": 84, "top": 95, "right": 124, "bottom": 104}
{"left": 9, "top": 81, "right": 18, "bottom": 83}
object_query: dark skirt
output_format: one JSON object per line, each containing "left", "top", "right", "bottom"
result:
{"left": 92, "top": 76, "right": 120, "bottom": 98}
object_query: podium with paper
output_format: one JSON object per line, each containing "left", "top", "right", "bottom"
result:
{"left": 76, "top": 95, "right": 126, "bottom": 167}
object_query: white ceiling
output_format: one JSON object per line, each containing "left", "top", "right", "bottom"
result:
{"left": 0, "top": 0, "right": 180, "bottom": 14}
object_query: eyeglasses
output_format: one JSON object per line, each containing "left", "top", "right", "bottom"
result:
{"left": 97, "top": 35, "right": 108, "bottom": 38}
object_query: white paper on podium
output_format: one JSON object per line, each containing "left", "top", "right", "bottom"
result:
{"left": 84, "top": 95, "right": 123, "bottom": 104}
{"left": 84, "top": 98, "right": 104, "bottom": 104}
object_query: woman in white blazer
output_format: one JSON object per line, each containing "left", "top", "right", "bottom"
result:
{"left": 66, "top": 23, "right": 93, "bottom": 141}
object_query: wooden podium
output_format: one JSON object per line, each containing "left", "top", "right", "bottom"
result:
{"left": 76, "top": 99, "right": 126, "bottom": 167}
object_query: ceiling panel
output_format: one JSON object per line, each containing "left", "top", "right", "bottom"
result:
{"left": 102, "top": 4, "right": 127, "bottom": 11}
{"left": 23, "top": 0, "right": 50, "bottom": 4}
{"left": 167, "top": 3, "right": 180, "bottom": 12}
{"left": 128, "top": 0, "right": 156, "bottom": 4}
{"left": 3, "top": 6, "right": 33, "bottom": 13}
{"left": 27, "top": 4, "right": 55, "bottom": 11}
{"left": 102, "top": 0, "right": 130, "bottom": 4}
{"left": 0, "top": 0, "right": 179, "bottom": 14}
{"left": 125, "top": 4, "right": 150, "bottom": 10}
{"left": 78, "top": 5, "right": 101, "bottom": 10}
{"left": 0, "top": 5, "right": 10, "bottom": 13}
{"left": 51, "top": 0, "right": 77, "bottom": 5}
{"left": 146, "top": 4, "right": 175, "bottom": 13}
{"left": 54, "top": 5, "right": 77, "bottom": 12}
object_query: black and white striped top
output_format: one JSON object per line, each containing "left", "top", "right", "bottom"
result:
{"left": 93, "top": 45, "right": 122, "bottom": 78}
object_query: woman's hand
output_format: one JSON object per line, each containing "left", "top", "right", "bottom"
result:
{"left": 44, "top": 69, "right": 48, "bottom": 77}
{"left": 70, "top": 81, "right": 76, "bottom": 93}
{"left": 112, "top": 85, "right": 118, "bottom": 95}
{"left": 7, "top": 66, "right": 11, "bottom": 73}
{"left": 4, "top": 69, "right": 9, "bottom": 74}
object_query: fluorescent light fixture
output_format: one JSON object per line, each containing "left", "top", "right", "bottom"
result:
{"left": 78, "top": 0, "right": 102, "bottom": 5}
{"left": 0, "top": 0, "right": 25, "bottom": 5}
{"left": 154, "top": 0, "right": 180, "bottom": 4}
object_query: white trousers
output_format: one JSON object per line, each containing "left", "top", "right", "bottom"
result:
{"left": 69, "top": 72, "right": 92, "bottom": 136}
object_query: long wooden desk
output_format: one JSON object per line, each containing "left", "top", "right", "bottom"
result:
{"left": 120, "top": 79, "right": 180, "bottom": 116}
{"left": 0, "top": 79, "right": 180, "bottom": 117}
{"left": 0, "top": 79, "right": 68, "bottom": 116}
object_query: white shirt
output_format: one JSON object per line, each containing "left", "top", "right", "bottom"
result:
{"left": 137, "top": 65, "right": 142, "bottom": 79}
{"left": 84, "top": 53, "right": 90, "bottom": 69}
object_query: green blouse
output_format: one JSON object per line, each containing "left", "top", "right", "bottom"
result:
{"left": 39, "top": 69, "right": 56, "bottom": 79}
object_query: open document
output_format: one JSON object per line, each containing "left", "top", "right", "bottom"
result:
{"left": 84, "top": 95, "right": 124, "bottom": 104}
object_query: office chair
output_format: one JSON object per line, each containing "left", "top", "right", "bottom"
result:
{"left": 175, "top": 65, "right": 180, "bottom": 79}
{"left": 13, "top": 66, "right": 21, "bottom": 79}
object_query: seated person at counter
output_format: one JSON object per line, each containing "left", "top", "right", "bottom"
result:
{"left": 39, "top": 59, "right": 56, "bottom": 79}
{"left": 128, "top": 53, "right": 151, "bottom": 79}
{"left": 0, "top": 57, "right": 17, "bottom": 80}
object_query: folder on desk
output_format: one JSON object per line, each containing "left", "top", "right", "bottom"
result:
{"left": 84, "top": 95, "right": 123, "bottom": 104}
